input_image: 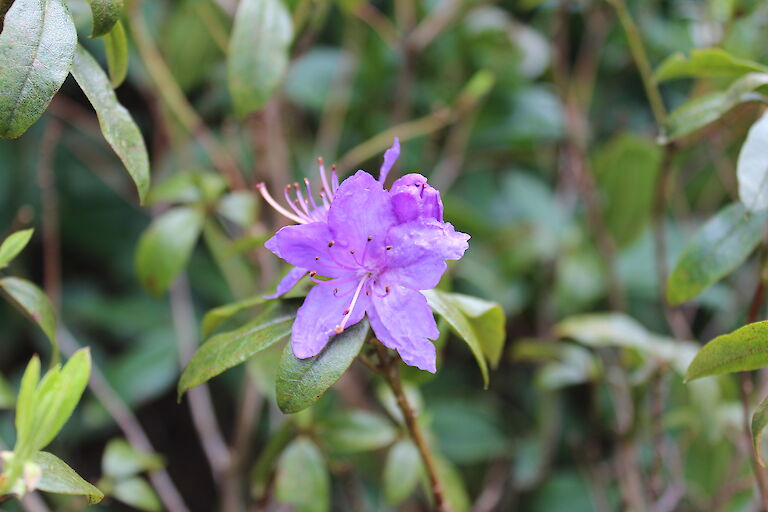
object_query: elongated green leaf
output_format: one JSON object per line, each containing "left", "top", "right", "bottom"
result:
{"left": 383, "top": 439, "right": 421, "bottom": 505}
{"left": 0, "top": 374, "right": 14, "bottom": 409}
{"left": 422, "top": 289, "right": 490, "bottom": 388}
{"left": 662, "top": 73, "right": 768, "bottom": 141}
{"left": 227, "top": 0, "right": 293, "bottom": 116}
{"left": 113, "top": 477, "right": 161, "bottom": 512}
{"left": 667, "top": 203, "right": 766, "bottom": 305}
{"left": 449, "top": 292, "right": 506, "bottom": 368}
{"left": 654, "top": 48, "right": 768, "bottom": 82}
{"left": 0, "top": 277, "right": 57, "bottom": 349}
{"left": 275, "top": 438, "right": 329, "bottom": 512}
{"left": 30, "top": 348, "right": 91, "bottom": 451}
{"left": 0, "top": 0, "right": 76, "bottom": 138}
{"left": 432, "top": 456, "right": 470, "bottom": 512}
{"left": 102, "top": 439, "right": 163, "bottom": 479}
{"left": 70, "top": 45, "right": 150, "bottom": 203}
{"left": 33, "top": 451, "right": 103, "bottom": 504}
{"left": 686, "top": 321, "right": 768, "bottom": 381}
{"left": 135, "top": 207, "right": 204, "bottom": 296}
{"left": 738, "top": 110, "right": 768, "bottom": 212}
{"left": 15, "top": 356, "right": 41, "bottom": 442}
{"left": 87, "top": 0, "right": 123, "bottom": 37}
{"left": 201, "top": 296, "right": 266, "bottom": 338}
{"left": 317, "top": 410, "right": 397, "bottom": 453}
{"left": 276, "top": 319, "right": 368, "bottom": 413}
{"left": 104, "top": 20, "right": 128, "bottom": 87}
{"left": 592, "top": 134, "right": 661, "bottom": 247}
{"left": 0, "top": 229, "right": 33, "bottom": 268}
{"left": 753, "top": 394, "right": 768, "bottom": 466}
{"left": 179, "top": 303, "right": 295, "bottom": 397}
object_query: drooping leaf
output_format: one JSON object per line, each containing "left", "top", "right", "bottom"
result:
{"left": 33, "top": 451, "right": 103, "bottom": 504}
{"left": 113, "top": 477, "right": 162, "bottom": 512}
{"left": 738, "top": 110, "right": 768, "bottom": 212}
{"left": 227, "top": 0, "right": 293, "bottom": 116}
{"left": 135, "top": 207, "right": 204, "bottom": 296}
{"left": 275, "top": 438, "right": 329, "bottom": 512}
{"left": 753, "top": 394, "right": 768, "bottom": 467}
{"left": 0, "top": 0, "right": 76, "bottom": 138}
{"left": 201, "top": 296, "right": 266, "bottom": 338}
{"left": 661, "top": 73, "right": 768, "bottom": 141}
{"left": 667, "top": 203, "right": 766, "bottom": 305}
{"left": 104, "top": 20, "right": 128, "bottom": 87}
{"left": 591, "top": 134, "right": 661, "bottom": 247}
{"left": 70, "top": 45, "right": 150, "bottom": 203}
{"left": 449, "top": 292, "right": 506, "bottom": 368}
{"left": 87, "top": 0, "right": 123, "bottom": 37}
{"left": 383, "top": 439, "right": 421, "bottom": 506}
{"left": 276, "top": 319, "right": 369, "bottom": 414}
{"left": 0, "top": 229, "right": 33, "bottom": 268}
{"left": 102, "top": 439, "right": 163, "bottom": 479}
{"left": 179, "top": 303, "right": 295, "bottom": 397}
{"left": 654, "top": 48, "right": 768, "bottom": 82}
{"left": 686, "top": 321, "right": 768, "bottom": 381}
{"left": 422, "top": 289, "right": 490, "bottom": 388}
{"left": 0, "top": 277, "right": 57, "bottom": 349}
{"left": 317, "top": 410, "right": 397, "bottom": 454}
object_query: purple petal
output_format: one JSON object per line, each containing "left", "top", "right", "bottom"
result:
{"left": 386, "top": 219, "right": 470, "bottom": 264}
{"left": 264, "top": 267, "right": 307, "bottom": 299}
{"left": 266, "top": 222, "right": 346, "bottom": 277}
{"left": 379, "top": 137, "right": 400, "bottom": 184}
{"left": 328, "top": 171, "right": 397, "bottom": 256}
{"left": 390, "top": 173, "right": 443, "bottom": 222}
{"left": 368, "top": 286, "right": 438, "bottom": 372}
{"left": 292, "top": 279, "right": 370, "bottom": 359}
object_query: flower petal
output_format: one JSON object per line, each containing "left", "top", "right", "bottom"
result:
{"left": 264, "top": 267, "right": 307, "bottom": 299}
{"left": 266, "top": 222, "right": 345, "bottom": 277}
{"left": 379, "top": 137, "right": 400, "bottom": 184}
{"left": 292, "top": 279, "right": 369, "bottom": 359}
{"left": 328, "top": 170, "right": 397, "bottom": 255}
{"left": 390, "top": 173, "right": 443, "bottom": 222}
{"left": 369, "top": 286, "right": 438, "bottom": 372}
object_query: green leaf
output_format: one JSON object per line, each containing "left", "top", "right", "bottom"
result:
{"left": 686, "top": 321, "right": 768, "bottom": 381}
{"left": 661, "top": 73, "right": 768, "bottom": 141}
{"left": 738, "top": 110, "right": 768, "bottom": 212}
{"left": 317, "top": 410, "right": 397, "bottom": 453}
{"left": 0, "top": 374, "right": 14, "bottom": 409}
{"left": 33, "top": 451, "right": 103, "bottom": 504}
{"left": 753, "top": 394, "right": 768, "bottom": 467}
{"left": 432, "top": 456, "right": 470, "bottom": 512}
{"left": 216, "top": 191, "right": 258, "bottom": 229}
{"left": 0, "top": 277, "right": 57, "bottom": 349}
{"left": 275, "top": 438, "right": 329, "bottom": 512}
{"left": 70, "top": 44, "right": 150, "bottom": 203}
{"left": 667, "top": 203, "right": 766, "bottom": 305}
{"left": 0, "top": 229, "right": 33, "bottom": 269}
{"left": 104, "top": 20, "right": 128, "bottom": 87}
{"left": 28, "top": 348, "right": 91, "bottom": 451}
{"left": 0, "top": 0, "right": 76, "bottom": 138}
{"left": 276, "top": 319, "right": 369, "bottom": 414}
{"left": 227, "top": 0, "right": 293, "bottom": 116}
{"left": 15, "top": 356, "right": 41, "bottom": 442}
{"left": 86, "top": 0, "right": 123, "bottom": 37}
{"left": 179, "top": 302, "right": 295, "bottom": 397}
{"left": 113, "top": 477, "right": 162, "bottom": 512}
{"left": 654, "top": 48, "right": 768, "bottom": 82}
{"left": 449, "top": 292, "right": 506, "bottom": 368}
{"left": 201, "top": 296, "right": 266, "bottom": 338}
{"left": 383, "top": 439, "right": 421, "bottom": 506}
{"left": 592, "top": 134, "right": 661, "bottom": 247}
{"left": 102, "top": 439, "right": 163, "bottom": 479}
{"left": 135, "top": 207, "right": 204, "bottom": 296}
{"left": 422, "top": 289, "right": 490, "bottom": 388}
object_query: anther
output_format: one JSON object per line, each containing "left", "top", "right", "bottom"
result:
{"left": 315, "top": 256, "right": 320, "bottom": 261}
{"left": 385, "top": 285, "right": 390, "bottom": 293}
{"left": 317, "top": 156, "right": 324, "bottom": 165}
{"left": 333, "top": 288, "right": 339, "bottom": 294}
{"left": 309, "top": 271, "right": 317, "bottom": 277}
{"left": 343, "top": 309, "right": 350, "bottom": 315}
{"left": 367, "top": 236, "right": 372, "bottom": 242}
{"left": 328, "top": 241, "right": 335, "bottom": 247}
{"left": 386, "top": 245, "right": 393, "bottom": 250}
{"left": 331, "top": 164, "right": 337, "bottom": 171}
{"left": 350, "top": 250, "right": 355, "bottom": 255}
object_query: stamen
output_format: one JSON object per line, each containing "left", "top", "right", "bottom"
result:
{"left": 284, "top": 185, "right": 309, "bottom": 220}
{"left": 331, "top": 165, "right": 339, "bottom": 193}
{"left": 256, "top": 183, "right": 306, "bottom": 224}
{"left": 367, "top": 236, "right": 372, "bottom": 242}
{"left": 386, "top": 245, "right": 393, "bottom": 251}
{"left": 320, "top": 192, "right": 330, "bottom": 209}
{"left": 304, "top": 178, "right": 320, "bottom": 215}
{"left": 293, "top": 183, "right": 313, "bottom": 218}
{"left": 328, "top": 241, "right": 335, "bottom": 247}
{"left": 318, "top": 157, "right": 333, "bottom": 198}
{"left": 334, "top": 274, "right": 369, "bottom": 334}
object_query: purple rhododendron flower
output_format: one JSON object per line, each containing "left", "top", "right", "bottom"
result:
{"left": 257, "top": 138, "right": 469, "bottom": 372}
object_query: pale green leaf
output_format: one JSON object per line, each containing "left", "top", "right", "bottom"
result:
{"left": 275, "top": 438, "right": 329, "bottom": 512}
{"left": 70, "top": 44, "right": 150, "bottom": 203}
{"left": 0, "top": 229, "right": 33, "bottom": 269}
{"left": 317, "top": 410, "right": 397, "bottom": 453}
{"left": 102, "top": 439, "right": 163, "bottom": 479}
{"left": 654, "top": 48, "right": 768, "bottom": 82}
{"left": 383, "top": 439, "right": 421, "bottom": 506}
{"left": 0, "top": 0, "right": 76, "bottom": 138}
{"left": 737, "top": 110, "right": 768, "bottom": 212}
{"left": 753, "top": 394, "right": 768, "bottom": 467}
{"left": 113, "top": 477, "right": 162, "bottom": 512}
{"left": 33, "top": 451, "right": 103, "bottom": 504}
{"left": 686, "top": 321, "right": 768, "bottom": 381}
{"left": 0, "top": 277, "right": 57, "bottom": 349}
{"left": 87, "top": 0, "right": 123, "bottom": 37}
{"left": 104, "top": 20, "right": 128, "bottom": 87}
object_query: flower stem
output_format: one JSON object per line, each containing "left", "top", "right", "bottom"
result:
{"left": 372, "top": 342, "right": 449, "bottom": 511}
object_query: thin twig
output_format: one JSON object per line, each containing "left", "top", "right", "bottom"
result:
{"left": 58, "top": 328, "right": 190, "bottom": 512}
{"left": 372, "top": 342, "right": 449, "bottom": 512}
